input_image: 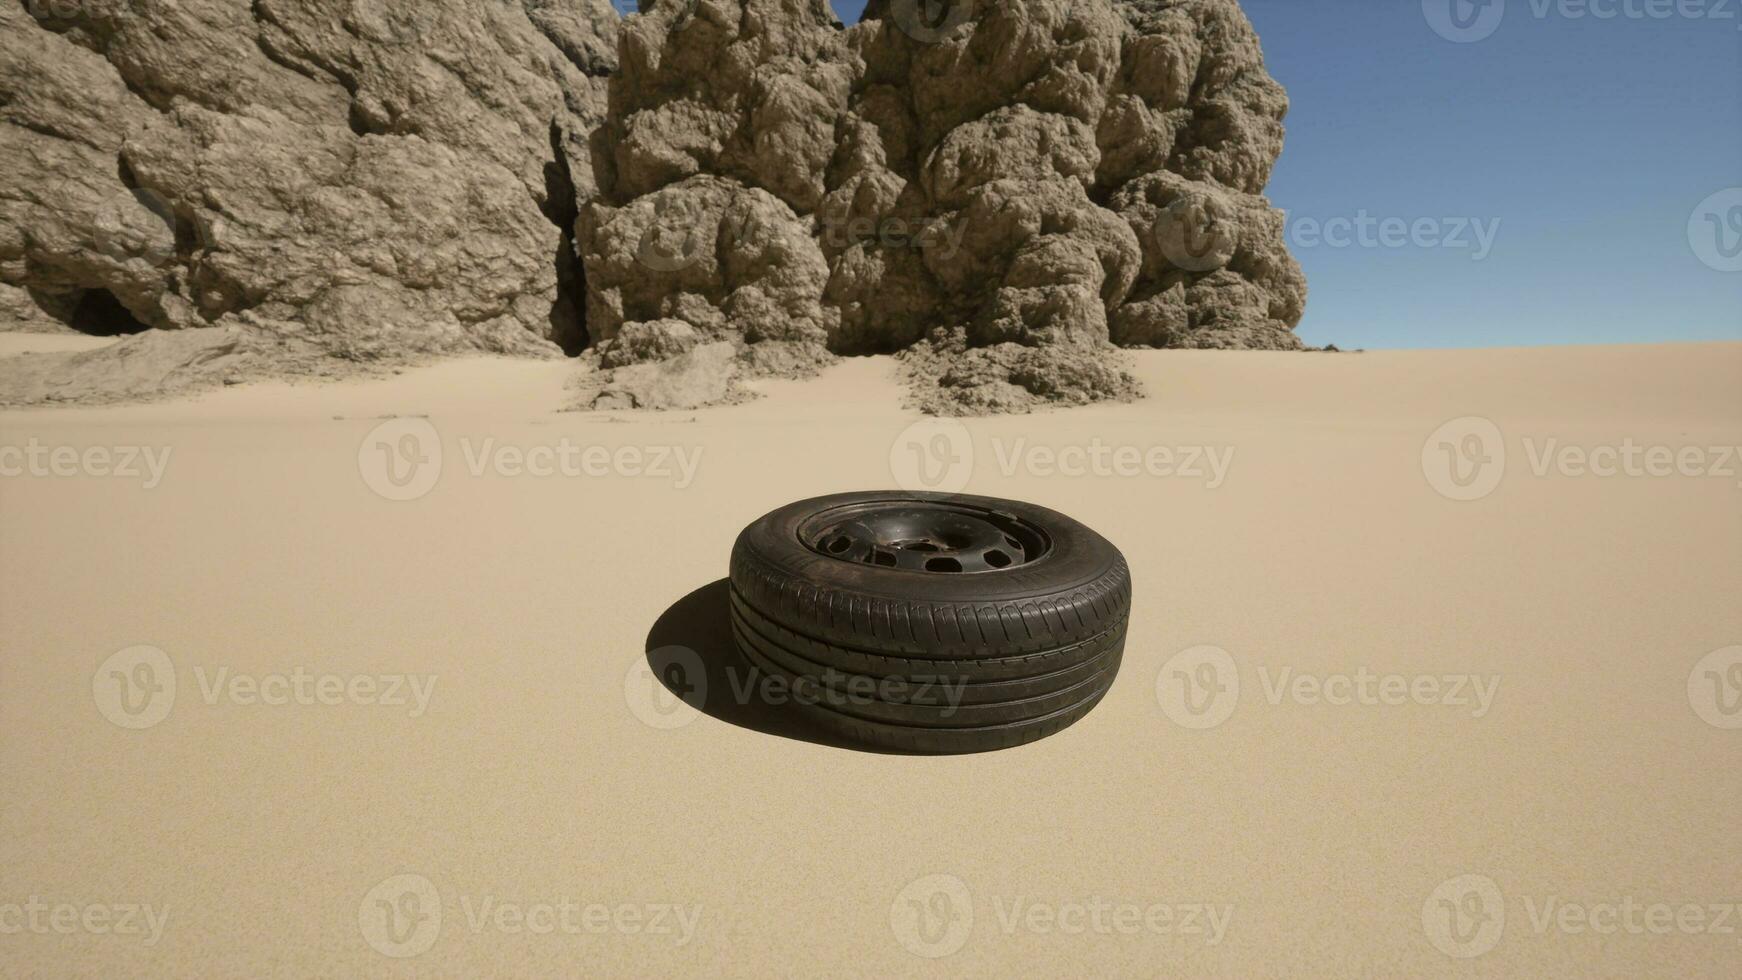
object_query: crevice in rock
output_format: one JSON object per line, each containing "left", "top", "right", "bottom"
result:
{"left": 251, "top": 2, "right": 347, "bottom": 97}
{"left": 116, "top": 152, "right": 206, "bottom": 269}
{"left": 250, "top": 0, "right": 373, "bottom": 135}
{"left": 2, "top": 113, "right": 103, "bottom": 151}
{"left": 525, "top": 16, "right": 616, "bottom": 80}
{"left": 542, "top": 121, "right": 589, "bottom": 356}
{"left": 346, "top": 101, "right": 381, "bottom": 138}
{"left": 24, "top": 5, "right": 180, "bottom": 118}
{"left": 67, "top": 288, "right": 150, "bottom": 336}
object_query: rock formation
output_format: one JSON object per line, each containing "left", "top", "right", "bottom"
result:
{"left": 578, "top": 0, "right": 1304, "bottom": 411}
{"left": 1, "top": 0, "right": 618, "bottom": 401}
{"left": 2, "top": 0, "right": 1306, "bottom": 411}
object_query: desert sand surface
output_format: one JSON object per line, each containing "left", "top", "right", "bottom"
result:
{"left": 0, "top": 334, "right": 119, "bottom": 357}
{"left": 2, "top": 342, "right": 1739, "bottom": 977}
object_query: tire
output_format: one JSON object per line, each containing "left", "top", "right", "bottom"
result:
{"left": 728, "top": 491, "right": 1130, "bottom": 754}
{"left": 730, "top": 593, "right": 1125, "bottom": 704}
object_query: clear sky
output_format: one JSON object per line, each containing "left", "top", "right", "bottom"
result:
{"left": 633, "top": 1, "right": 1742, "bottom": 349}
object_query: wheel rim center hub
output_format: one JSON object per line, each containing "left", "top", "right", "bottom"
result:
{"left": 801, "top": 501, "right": 1050, "bottom": 573}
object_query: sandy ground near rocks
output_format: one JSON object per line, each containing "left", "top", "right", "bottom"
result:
{"left": 0, "top": 334, "right": 120, "bottom": 357}
{"left": 2, "top": 341, "right": 1738, "bottom": 977}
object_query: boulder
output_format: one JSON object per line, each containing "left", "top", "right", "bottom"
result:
{"left": 4, "top": 0, "right": 1308, "bottom": 412}
{"left": 0, "top": 0, "right": 619, "bottom": 398}
{"left": 580, "top": 0, "right": 1307, "bottom": 412}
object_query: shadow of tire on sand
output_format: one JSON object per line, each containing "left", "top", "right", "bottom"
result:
{"left": 643, "top": 579, "right": 914, "bottom": 754}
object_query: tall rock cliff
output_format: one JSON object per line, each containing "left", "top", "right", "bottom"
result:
{"left": 579, "top": 0, "right": 1305, "bottom": 412}
{"left": 2, "top": 0, "right": 1304, "bottom": 410}
{"left": 2, "top": 0, "right": 618, "bottom": 399}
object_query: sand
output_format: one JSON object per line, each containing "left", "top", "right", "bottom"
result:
{"left": 2, "top": 341, "right": 1738, "bottom": 976}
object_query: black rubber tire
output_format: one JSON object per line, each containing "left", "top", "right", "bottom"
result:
{"left": 757, "top": 667, "right": 1119, "bottom": 755}
{"left": 728, "top": 491, "right": 1130, "bottom": 754}
{"left": 730, "top": 591, "right": 1126, "bottom": 694}
{"left": 734, "top": 612, "right": 1124, "bottom": 727}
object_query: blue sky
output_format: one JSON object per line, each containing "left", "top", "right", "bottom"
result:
{"left": 632, "top": 1, "right": 1742, "bottom": 349}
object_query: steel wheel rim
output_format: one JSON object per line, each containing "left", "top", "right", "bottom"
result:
{"left": 799, "top": 500, "right": 1052, "bottom": 574}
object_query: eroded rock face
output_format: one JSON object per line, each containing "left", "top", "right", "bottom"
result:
{"left": 4, "top": 0, "right": 1305, "bottom": 412}
{"left": 578, "top": 0, "right": 1306, "bottom": 412}
{"left": 1, "top": 0, "right": 619, "bottom": 389}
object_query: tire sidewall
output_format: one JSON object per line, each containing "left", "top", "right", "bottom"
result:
{"left": 733, "top": 491, "right": 1123, "bottom": 606}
